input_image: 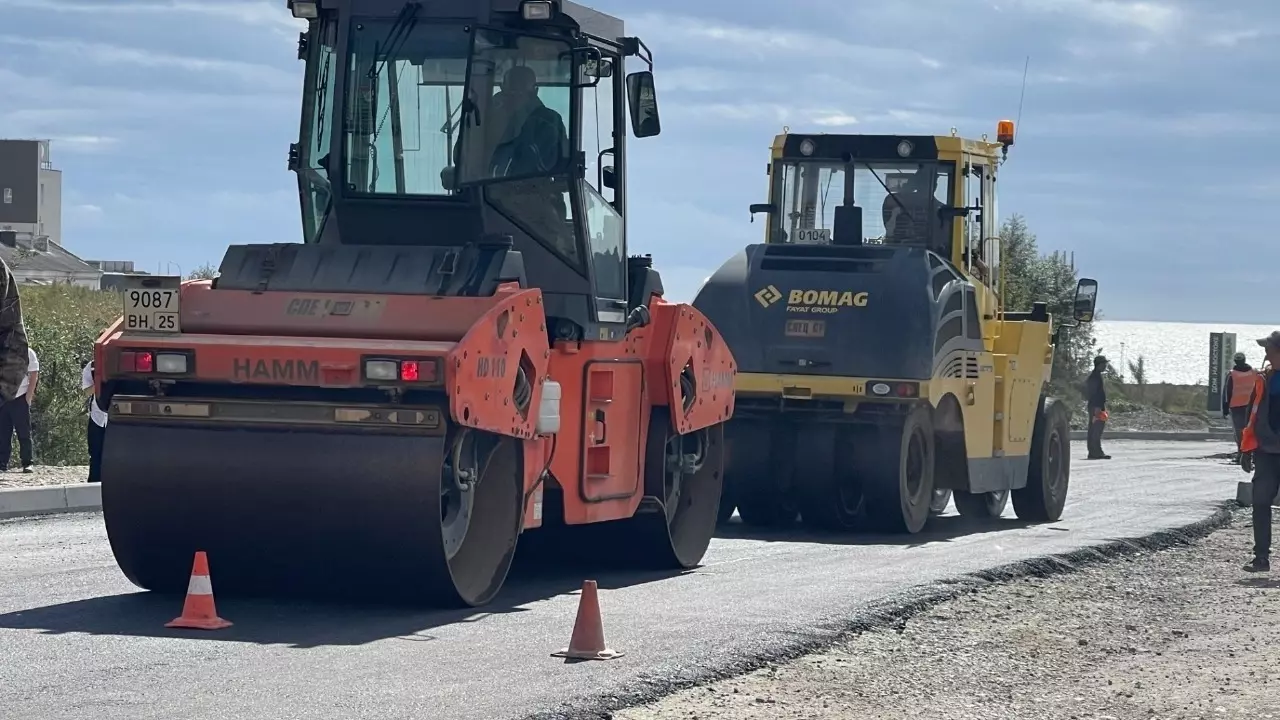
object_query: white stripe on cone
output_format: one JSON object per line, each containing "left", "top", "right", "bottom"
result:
{"left": 187, "top": 575, "right": 213, "bottom": 595}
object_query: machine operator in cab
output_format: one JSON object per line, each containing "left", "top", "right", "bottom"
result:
{"left": 881, "top": 167, "right": 947, "bottom": 256}
{"left": 486, "top": 64, "right": 567, "bottom": 178}
{"left": 1241, "top": 331, "right": 1280, "bottom": 573}
{"left": 479, "top": 64, "right": 575, "bottom": 260}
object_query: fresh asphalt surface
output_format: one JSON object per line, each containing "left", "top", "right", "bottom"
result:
{"left": 0, "top": 440, "right": 1244, "bottom": 719}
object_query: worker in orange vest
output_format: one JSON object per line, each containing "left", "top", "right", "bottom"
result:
{"left": 1224, "top": 351, "right": 1261, "bottom": 459}
{"left": 1240, "top": 330, "right": 1280, "bottom": 572}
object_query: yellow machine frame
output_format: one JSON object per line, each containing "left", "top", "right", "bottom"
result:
{"left": 738, "top": 121, "right": 1052, "bottom": 467}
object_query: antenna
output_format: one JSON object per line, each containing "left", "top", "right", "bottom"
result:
{"left": 1014, "top": 55, "right": 1030, "bottom": 134}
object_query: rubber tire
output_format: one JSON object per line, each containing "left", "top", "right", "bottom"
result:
{"left": 795, "top": 425, "right": 865, "bottom": 531}
{"left": 952, "top": 489, "right": 1009, "bottom": 519}
{"left": 736, "top": 487, "right": 800, "bottom": 527}
{"left": 861, "top": 405, "right": 936, "bottom": 534}
{"left": 1012, "top": 396, "right": 1070, "bottom": 522}
{"left": 728, "top": 421, "right": 799, "bottom": 528}
{"left": 716, "top": 485, "right": 736, "bottom": 525}
{"left": 929, "top": 488, "right": 952, "bottom": 515}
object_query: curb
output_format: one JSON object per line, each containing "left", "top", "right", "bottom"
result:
{"left": 0, "top": 484, "right": 101, "bottom": 520}
{"left": 1068, "top": 430, "right": 1234, "bottom": 442}
{"left": 526, "top": 500, "right": 1241, "bottom": 720}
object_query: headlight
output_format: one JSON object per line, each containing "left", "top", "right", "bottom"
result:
{"left": 155, "top": 353, "right": 188, "bottom": 374}
{"left": 521, "top": 0, "right": 553, "bottom": 20}
{"left": 289, "top": 0, "right": 318, "bottom": 19}
{"left": 364, "top": 360, "right": 398, "bottom": 381}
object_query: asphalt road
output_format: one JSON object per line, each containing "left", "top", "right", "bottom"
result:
{"left": 0, "top": 440, "right": 1243, "bottom": 720}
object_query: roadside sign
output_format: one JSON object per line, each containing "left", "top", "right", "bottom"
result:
{"left": 1207, "top": 332, "right": 1237, "bottom": 412}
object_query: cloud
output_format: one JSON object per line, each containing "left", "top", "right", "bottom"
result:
{"left": 1026, "top": 110, "right": 1280, "bottom": 138}
{"left": 1205, "top": 28, "right": 1277, "bottom": 46}
{"left": 0, "top": 0, "right": 303, "bottom": 32}
{"left": 0, "top": 35, "right": 296, "bottom": 89}
{"left": 46, "top": 135, "right": 119, "bottom": 152}
{"left": 812, "top": 114, "right": 859, "bottom": 127}
{"left": 1002, "top": 0, "right": 1181, "bottom": 33}
{"left": 631, "top": 13, "right": 944, "bottom": 69}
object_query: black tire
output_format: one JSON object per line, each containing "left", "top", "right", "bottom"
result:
{"left": 929, "top": 488, "right": 952, "bottom": 515}
{"left": 952, "top": 489, "right": 1009, "bottom": 519}
{"left": 632, "top": 407, "right": 725, "bottom": 568}
{"left": 860, "top": 405, "right": 936, "bottom": 534}
{"left": 795, "top": 425, "right": 865, "bottom": 531}
{"left": 727, "top": 420, "right": 799, "bottom": 528}
{"left": 1012, "top": 396, "right": 1070, "bottom": 522}
{"left": 716, "top": 484, "right": 736, "bottom": 525}
{"left": 736, "top": 487, "right": 800, "bottom": 527}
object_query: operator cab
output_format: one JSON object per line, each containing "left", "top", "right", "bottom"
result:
{"left": 747, "top": 127, "right": 1013, "bottom": 292}
{"left": 284, "top": 0, "right": 662, "bottom": 341}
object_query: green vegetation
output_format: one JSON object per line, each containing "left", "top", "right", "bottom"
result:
{"left": 18, "top": 285, "right": 122, "bottom": 466}
{"left": 998, "top": 214, "right": 1098, "bottom": 406}
{"left": 1001, "top": 215, "right": 1209, "bottom": 426}
{"left": 188, "top": 263, "right": 219, "bottom": 280}
{"left": 12, "top": 263, "right": 223, "bottom": 466}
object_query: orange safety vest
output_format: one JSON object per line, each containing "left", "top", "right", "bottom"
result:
{"left": 1229, "top": 368, "right": 1260, "bottom": 407}
{"left": 1241, "top": 368, "right": 1273, "bottom": 453}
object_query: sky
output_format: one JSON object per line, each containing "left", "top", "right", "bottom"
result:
{"left": 0, "top": 0, "right": 1276, "bottom": 323}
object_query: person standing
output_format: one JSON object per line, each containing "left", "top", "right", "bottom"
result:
{"left": 1084, "top": 355, "right": 1111, "bottom": 460}
{"left": 0, "top": 257, "right": 31, "bottom": 458}
{"left": 1224, "top": 352, "right": 1260, "bottom": 458}
{"left": 1241, "top": 330, "right": 1280, "bottom": 572}
{"left": 0, "top": 346, "right": 38, "bottom": 472}
{"left": 81, "top": 358, "right": 107, "bottom": 483}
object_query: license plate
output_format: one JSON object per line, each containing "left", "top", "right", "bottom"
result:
{"left": 123, "top": 280, "right": 181, "bottom": 334}
{"left": 785, "top": 319, "right": 826, "bottom": 338}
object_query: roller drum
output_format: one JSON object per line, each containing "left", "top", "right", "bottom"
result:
{"left": 100, "top": 420, "right": 523, "bottom": 607}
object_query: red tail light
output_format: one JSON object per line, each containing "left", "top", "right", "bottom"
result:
{"left": 361, "top": 356, "right": 439, "bottom": 384}
{"left": 120, "top": 350, "right": 155, "bottom": 373}
{"left": 400, "top": 361, "right": 420, "bottom": 381}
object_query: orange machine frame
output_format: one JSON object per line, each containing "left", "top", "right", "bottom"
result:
{"left": 95, "top": 280, "right": 737, "bottom": 534}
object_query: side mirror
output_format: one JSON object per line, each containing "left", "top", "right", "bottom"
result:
{"left": 748, "top": 203, "right": 776, "bottom": 223}
{"left": 832, "top": 205, "right": 863, "bottom": 246}
{"left": 573, "top": 47, "right": 603, "bottom": 88}
{"left": 602, "top": 165, "right": 616, "bottom": 190}
{"left": 626, "top": 70, "right": 661, "bottom": 138}
{"left": 1073, "top": 277, "right": 1098, "bottom": 322}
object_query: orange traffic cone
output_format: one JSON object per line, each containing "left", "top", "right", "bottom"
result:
{"left": 551, "top": 580, "right": 623, "bottom": 661}
{"left": 165, "top": 551, "right": 232, "bottom": 630}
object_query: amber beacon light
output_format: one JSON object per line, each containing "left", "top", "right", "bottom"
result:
{"left": 996, "top": 120, "right": 1015, "bottom": 147}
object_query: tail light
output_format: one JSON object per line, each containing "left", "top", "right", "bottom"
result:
{"left": 120, "top": 350, "right": 192, "bottom": 374}
{"left": 363, "top": 357, "right": 439, "bottom": 384}
{"left": 867, "top": 380, "right": 919, "bottom": 398}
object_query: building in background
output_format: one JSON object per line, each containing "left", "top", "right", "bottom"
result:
{"left": 0, "top": 230, "right": 102, "bottom": 287}
{"left": 0, "top": 139, "right": 142, "bottom": 289}
{"left": 0, "top": 139, "right": 60, "bottom": 247}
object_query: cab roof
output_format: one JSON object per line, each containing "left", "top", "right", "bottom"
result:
{"left": 770, "top": 132, "right": 1004, "bottom": 162}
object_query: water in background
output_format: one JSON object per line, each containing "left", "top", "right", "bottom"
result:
{"left": 1092, "top": 321, "right": 1277, "bottom": 385}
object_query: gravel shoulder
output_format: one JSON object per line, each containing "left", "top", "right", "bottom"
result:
{"left": 0, "top": 465, "right": 88, "bottom": 488}
{"left": 617, "top": 509, "right": 1279, "bottom": 720}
